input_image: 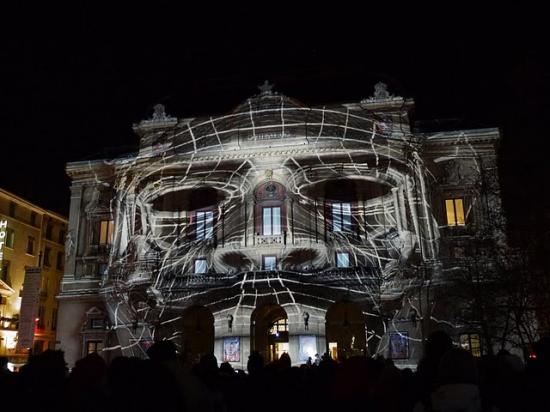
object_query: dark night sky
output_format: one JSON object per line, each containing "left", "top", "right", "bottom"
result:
{"left": 0, "top": 5, "right": 547, "bottom": 245}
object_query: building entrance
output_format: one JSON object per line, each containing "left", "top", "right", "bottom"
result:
{"left": 180, "top": 305, "right": 214, "bottom": 362}
{"left": 251, "top": 304, "right": 288, "bottom": 363}
{"left": 326, "top": 301, "right": 366, "bottom": 360}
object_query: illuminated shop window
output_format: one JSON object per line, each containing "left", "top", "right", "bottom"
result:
{"left": 86, "top": 340, "right": 104, "bottom": 355}
{"left": 263, "top": 256, "right": 277, "bottom": 270}
{"left": 460, "top": 333, "right": 481, "bottom": 357}
{"left": 332, "top": 202, "right": 352, "bottom": 232}
{"left": 262, "top": 207, "right": 281, "bottom": 235}
{"left": 445, "top": 198, "right": 465, "bottom": 226}
{"left": 99, "top": 220, "right": 114, "bottom": 246}
{"left": 194, "top": 259, "right": 207, "bottom": 274}
{"left": 5, "top": 228, "right": 15, "bottom": 248}
{"left": 336, "top": 252, "right": 350, "bottom": 268}
{"left": 196, "top": 211, "right": 214, "bottom": 240}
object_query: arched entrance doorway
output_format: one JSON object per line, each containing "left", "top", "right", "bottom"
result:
{"left": 326, "top": 301, "right": 366, "bottom": 360}
{"left": 180, "top": 305, "right": 214, "bottom": 362}
{"left": 251, "top": 304, "right": 288, "bottom": 363}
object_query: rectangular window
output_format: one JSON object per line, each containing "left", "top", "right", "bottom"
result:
{"left": 196, "top": 211, "right": 214, "bottom": 240}
{"left": 5, "top": 228, "right": 15, "bottom": 248}
{"left": 30, "top": 211, "right": 37, "bottom": 226}
{"left": 460, "top": 333, "right": 481, "bottom": 357}
{"left": 86, "top": 340, "right": 104, "bottom": 355}
{"left": 56, "top": 251, "right": 64, "bottom": 270}
{"left": 9, "top": 202, "right": 16, "bottom": 218}
{"left": 336, "top": 252, "right": 350, "bottom": 268}
{"left": 45, "top": 223, "right": 53, "bottom": 240}
{"left": 332, "top": 203, "right": 352, "bottom": 232}
{"left": 27, "top": 236, "right": 35, "bottom": 255}
{"left": 58, "top": 229, "right": 65, "bottom": 244}
{"left": 194, "top": 259, "right": 207, "bottom": 274}
{"left": 263, "top": 256, "right": 277, "bottom": 270}
{"left": 90, "top": 318, "right": 105, "bottom": 329}
{"left": 37, "top": 306, "right": 45, "bottom": 329}
{"left": 262, "top": 207, "right": 281, "bottom": 236}
{"left": 43, "top": 247, "right": 51, "bottom": 266}
{"left": 51, "top": 308, "right": 58, "bottom": 330}
{"left": 445, "top": 198, "right": 465, "bottom": 226}
{"left": 99, "top": 220, "right": 114, "bottom": 246}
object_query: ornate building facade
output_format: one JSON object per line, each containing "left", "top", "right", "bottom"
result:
{"left": 57, "top": 82, "right": 505, "bottom": 368}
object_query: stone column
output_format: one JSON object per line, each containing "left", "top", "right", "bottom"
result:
{"left": 391, "top": 187, "right": 403, "bottom": 232}
{"left": 65, "top": 184, "right": 83, "bottom": 279}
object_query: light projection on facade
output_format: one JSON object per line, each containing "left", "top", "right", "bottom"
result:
{"left": 57, "top": 82, "right": 506, "bottom": 367}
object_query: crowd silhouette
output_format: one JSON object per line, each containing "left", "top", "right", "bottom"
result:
{"left": 1, "top": 333, "right": 549, "bottom": 412}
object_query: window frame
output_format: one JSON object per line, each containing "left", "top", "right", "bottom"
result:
{"left": 98, "top": 219, "right": 114, "bottom": 246}
{"left": 194, "top": 258, "right": 208, "bottom": 274}
{"left": 262, "top": 255, "right": 278, "bottom": 271}
{"left": 445, "top": 198, "right": 466, "bottom": 227}
{"left": 195, "top": 210, "right": 214, "bottom": 240}
{"left": 5, "top": 228, "right": 15, "bottom": 249}
{"left": 262, "top": 206, "right": 282, "bottom": 236}
{"left": 459, "top": 333, "right": 482, "bottom": 357}
{"left": 27, "top": 236, "right": 35, "bottom": 255}
{"left": 43, "top": 247, "right": 51, "bottom": 267}
{"left": 336, "top": 251, "right": 351, "bottom": 268}
{"left": 331, "top": 202, "right": 353, "bottom": 232}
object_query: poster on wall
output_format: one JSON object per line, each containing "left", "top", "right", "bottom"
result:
{"left": 298, "top": 335, "right": 317, "bottom": 362}
{"left": 223, "top": 337, "right": 240, "bottom": 362}
{"left": 389, "top": 332, "right": 409, "bottom": 359}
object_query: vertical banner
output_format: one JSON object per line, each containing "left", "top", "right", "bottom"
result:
{"left": 223, "top": 336, "right": 240, "bottom": 362}
{"left": 17, "top": 267, "right": 42, "bottom": 349}
{"left": 0, "top": 219, "right": 7, "bottom": 276}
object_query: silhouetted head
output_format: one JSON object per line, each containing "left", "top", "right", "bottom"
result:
{"left": 278, "top": 352, "right": 291, "bottom": 369}
{"left": 247, "top": 351, "right": 264, "bottom": 375}
{"left": 425, "top": 330, "right": 453, "bottom": 360}
{"left": 199, "top": 353, "right": 219, "bottom": 376}
{"left": 437, "top": 347, "right": 479, "bottom": 386}
{"left": 147, "top": 340, "right": 177, "bottom": 363}
{"left": 219, "top": 361, "right": 235, "bottom": 376}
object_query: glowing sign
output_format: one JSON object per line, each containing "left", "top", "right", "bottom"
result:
{"left": 0, "top": 220, "right": 7, "bottom": 273}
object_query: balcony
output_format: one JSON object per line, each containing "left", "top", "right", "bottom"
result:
{"left": 255, "top": 234, "right": 284, "bottom": 245}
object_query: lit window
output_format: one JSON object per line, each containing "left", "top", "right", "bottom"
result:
{"left": 336, "top": 252, "right": 350, "bottom": 268}
{"left": 99, "top": 220, "right": 114, "bottom": 246}
{"left": 460, "top": 333, "right": 481, "bottom": 357}
{"left": 196, "top": 211, "right": 214, "bottom": 240}
{"left": 269, "top": 318, "right": 288, "bottom": 334}
{"left": 445, "top": 198, "right": 465, "bottom": 226}
{"left": 86, "top": 340, "right": 104, "bottom": 355}
{"left": 194, "top": 259, "right": 207, "bottom": 274}
{"left": 263, "top": 256, "right": 277, "bottom": 270}
{"left": 5, "top": 228, "right": 15, "bottom": 248}
{"left": 262, "top": 207, "right": 281, "bottom": 236}
{"left": 332, "top": 203, "right": 352, "bottom": 232}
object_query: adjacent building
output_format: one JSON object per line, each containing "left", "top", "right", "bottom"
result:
{"left": 0, "top": 188, "right": 67, "bottom": 368}
{"left": 57, "top": 82, "right": 508, "bottom": 368}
